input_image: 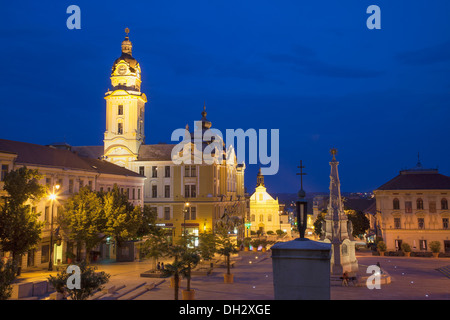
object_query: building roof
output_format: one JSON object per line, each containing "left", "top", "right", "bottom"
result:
{"left": 138, "top": 144, "right": 176, "bottom": 161}
{"left": 375, "top": 168, "right": 450, "bottom": 191}
{"left": 0, "top": 139, "right": 143, "bottom": 178}
{"left": 343, "top": 198, "right": 375, "bottom": 212}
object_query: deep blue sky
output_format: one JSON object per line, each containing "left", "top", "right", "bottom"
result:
{"left": 1, "top": 1, "right": 450, "bottom": 194}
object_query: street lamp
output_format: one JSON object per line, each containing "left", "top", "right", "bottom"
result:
{"left": 183, "top": 202, "right": 190, "bottom": 236}
{"left": 48, "top": 184, "right": 60, "bottom": 271}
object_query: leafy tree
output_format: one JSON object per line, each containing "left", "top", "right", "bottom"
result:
{"left": 347, "top": 210, "right": 370, "bottom": 239}
{"left": 58, "top": 186, "right": 105, "bottom": 263}
{"left": 313, "top": 210, "right": 327, "bottom": 236}
{"left": 142, "top": 228, "right": 170, "bottom": 270}
{"left": 215, "top": 230, "right": 239, "bottom": 277}
{"left": 101, "top": 185, "right": 143, "bottom": 245}
{"left": 48, "top": 261, "right": 110, "bottom": 300}
{"left": 0, "top": 259, "right": 17, "bottom": 300}
{"left": 0, "top": 167, "right": 46, "bottom": 274}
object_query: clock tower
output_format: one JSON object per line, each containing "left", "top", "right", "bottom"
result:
{"left": 104, "top": 28, "right": 147, "bottom": 167}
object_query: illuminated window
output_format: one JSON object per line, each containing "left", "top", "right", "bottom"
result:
{"left": 1, "top": 164, "right": 8, "bottom": 181}
{"left": 417, "top": 198, "right": 424, "bottom": 210}
{"left": 443, "top": 218, "right": 449, "bottom": 229}
{"left": 393, "top": 198, "right": 400, "bottom": 210}
{"left": 405, "top": 201, "right": 412, "bottom": 213}
{"left": 441, "top": 198, "right": 448, "bottom": 210}
{"left": 418, "top": 218, "right": 425, "bottom": 229}
{"left": 118, "top": 105, "right": 123, "bottom": 115}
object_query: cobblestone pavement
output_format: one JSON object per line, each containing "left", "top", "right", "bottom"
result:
{"left": 15, "top": 251, "right": 450, "bottom": 300}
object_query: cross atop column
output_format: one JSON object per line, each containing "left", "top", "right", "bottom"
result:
{"left": 296, "top": 160, "right": 307, "bottom": 191}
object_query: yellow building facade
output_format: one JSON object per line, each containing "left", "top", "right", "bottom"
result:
{"left": 249, "top": 170, "right": 291, "bottom": 236}
{"left": 90, "top": 30, "right": 248, "bottom": 242}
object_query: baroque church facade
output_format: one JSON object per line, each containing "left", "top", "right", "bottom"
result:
{"left": 74, "top": 30, "right": 247, "bottom": 242}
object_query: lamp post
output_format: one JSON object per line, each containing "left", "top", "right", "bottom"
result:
{"left": 48, "top": 184, "right": 60, "bottom": 271}
{"left": 183, "top": 202, "right": 190, "bottom": 236}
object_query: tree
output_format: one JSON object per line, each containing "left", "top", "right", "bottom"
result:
{"left": 101, "top": 185, "right": 143, "bottom": 246}
{"left": 48, "top": 261, "right": 110, "bottom": 300}
{"left": 0, "top": 259, "right": 17, "bottom": 300}
{"left": 0, "top": 167, "right": 46, "bottom": 274}
{"left": 58, "top": 186, "right": 105, "bottom": 263}
{"left": 347, "top": 210, "right": 370, "bottom": 239}
{"left": 313, "top": 210, "right": 327, "bottom": 237}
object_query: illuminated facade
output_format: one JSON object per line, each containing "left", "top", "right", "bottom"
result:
{"left": 0, "top": 139, "right": 145, "bottom": 270}
{"left": 76, "top": 30, "right": 247, "bottom": 241}
{"left": 374, "top": 161, "right": 450, "bottom": 253}
{"left": 249, "top": 169, "right": 291, "bottom": 236}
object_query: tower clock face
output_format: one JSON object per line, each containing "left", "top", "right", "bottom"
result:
{"left": 118, "top": 65, "right": 127, "bottom": 75}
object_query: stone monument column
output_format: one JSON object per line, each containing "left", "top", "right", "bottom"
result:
{"left": 323, "top": 149, "right": 358, "bottom": 275}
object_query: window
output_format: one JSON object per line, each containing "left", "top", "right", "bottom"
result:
{"left": 69, "top": 179, "right": 74, "bottom": 194}
{"left": 185, "top": 166, "right": 190, "bottom": 177}
{"left": 268, "top": 214, "right": 272, "bottom": 222}
{"left": 185, "top": 185, "right": 190, "bottom": 198}
{"left": 152, "top": 166, "right": 157, "bottom": 178}
{"left": 132, "top": 188, "right": 135, "bottom": 200}
{"left": 137, "top": 188, "right": 141, "bottom": 200}
{"left": 429, "top": 201, "right": 436, "bottom": 213}
{"left": 1, "top": 164, "right": 8, "bottom": 181}
{"left": 393, "top": 198, "right": 400, "bottom": 210}
{"left": 118, "top": 122, "right": 123, "bottom": 135}
{"left": 46, "top": 177, "right": 51, "bottom": 187}
{"left": 190, "top": 185, "right": 196, "bottom": 198}
{"left": 394, "top": 217, "right": 401, "bottom": 229}
{"left": 190, "top": 207, "right": 196, "bottom": 220}
{"left": 441, "top": 198, "right": 448, "bottom": 210}
{"left": 45, "top": 206, "right": 50, "bottom": 222}
{"left": 418, "top": 218, "right": 425, "bottom": 229}
{"left": 118, "top": 105, "right": 123, "bottom": 115}
{"left": 443, "top": 218, "right": 449, "bottom": 229}
{"left": 165, "top": 166, "right": 170, "bottom": 178}
{"left": 419, "top": 240, "right": 427, "bottom": 251}
{"left": 191, "top": 166, "right": 196, "bottom": 177}
{"left": 405, "top": 201, "right": 412, "bottom": 213}
{"left": 260, "top": 215, "right": 264, "bottom": 222}
{"left": 165, "top": 185, "right": 170, "bottom": 198}
{"left": 164, "top": 207, "right": 170, "bottom": 220}
{"left": 152, "top": 185, "right": 157, "bottom": 198}
{"left": 417, "top": 198, "right": 424, "bottom": 210}
{"left": 139, "top": 166, "right": 145, "bottom": 176}
{"left": 80, "top": 180, "right": 84, "bottom": 188}
{"left": 41, "top": 245, "right": 50, "bottom": 263}
{"left": 184, "top": 165, "right": 196, "bottom": 177}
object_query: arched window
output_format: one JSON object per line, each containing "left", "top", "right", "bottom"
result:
{"left": 442, "top": 198, "right": 448, "bottom": 210}
{"left": 259, "top": 214, "right": 264, "bottom": 222}
{"left": 393, "top": 198, "right": 400, "bottom": 210}
{"left": 417, "top": 198, "right": 424, "bottom": 210}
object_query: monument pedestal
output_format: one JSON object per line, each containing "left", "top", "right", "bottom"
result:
{"left": 271, "top": 238, "right": 331, "bottom": 300}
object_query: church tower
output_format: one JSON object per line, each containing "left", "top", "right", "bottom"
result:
{"left": 104, "top": 28, "right": 147, "bottom": 167}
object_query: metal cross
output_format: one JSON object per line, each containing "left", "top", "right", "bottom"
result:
{"left": 296, "top": 160, "right": 306, "bottom": 190}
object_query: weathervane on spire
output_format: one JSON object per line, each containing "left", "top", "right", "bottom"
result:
{"left": 330, "top": 148, "right": 338, "bottom": 161}
{"left": 125, "top": 27, "right": 130, "bottom": 36}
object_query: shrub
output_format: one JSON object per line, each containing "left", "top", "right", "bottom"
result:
{"left": 429, "top": 241, "right": 441, "bottom": 253}
{"left": 377, "top": 241, "right": 387, "bottom": 252}
{"left": 0, "top": 260, "right": 17, "bottom": 300}
{"left": 48, "top": 261, "right": 110, "bottom": 300}
{"left": 401, "top": 242, "right": 411, "bottom": 252}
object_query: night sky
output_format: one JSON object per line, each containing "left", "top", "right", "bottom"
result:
{"left": 1, "top": 1, "right": 450, "bottom": 194}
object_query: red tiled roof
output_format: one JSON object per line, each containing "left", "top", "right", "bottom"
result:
{"left": 0, "top": 139, "right": 143, "bottom": 178}
{"left": 376, "top": 170, "right": 450, "bottom": 190}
